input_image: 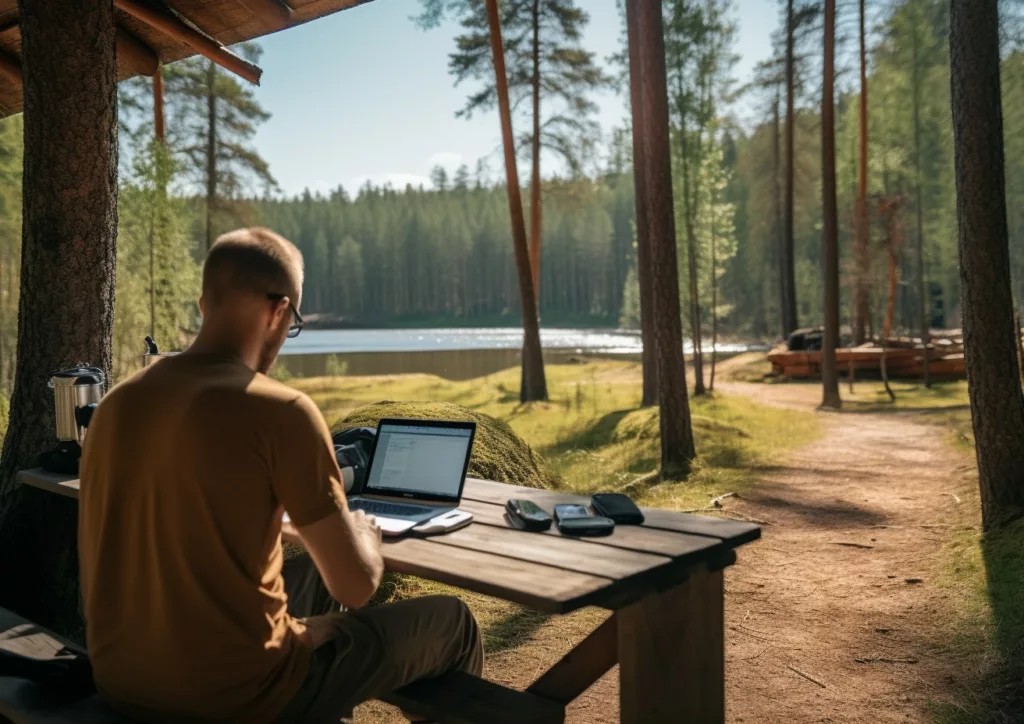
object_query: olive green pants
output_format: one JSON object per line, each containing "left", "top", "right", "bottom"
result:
{"left": 276, "top": 595, "right": 484, "bottom": 723}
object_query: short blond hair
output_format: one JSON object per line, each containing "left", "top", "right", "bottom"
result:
{"left": 202, "top": 227, "right": 304, "bottom": 306}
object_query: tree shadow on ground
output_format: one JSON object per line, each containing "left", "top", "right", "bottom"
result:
{"left": 482, "top": 606, "right": 551, "bottom": 655}
{"left": 838, "top": 404, "right": 973, "bottom": 415}
{"left": 547, "top": 409, "right": 635, "bottom": 453}
{"left": 742, "top": 485, "right": 888, "bottom": 528}
{"left": 975, "top": 519, "right": 1024, "bottom": 722}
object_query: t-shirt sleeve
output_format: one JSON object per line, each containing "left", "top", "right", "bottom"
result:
{"left": 272, "top": 393, "right": 346, "bottom": 528}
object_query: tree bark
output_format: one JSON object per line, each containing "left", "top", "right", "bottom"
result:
{"left": 853, "top": 0, "right": 870, "bottom": 346}
{"left": 486, "top": 0, "right": 547, "bottom": 403}
{"left": 950, "top": 0, "right": 1024, "bottom": 529}
{"left": 782, "top": 0, "right": 798, "bottom": 336}
{"left": 0, "top": 0, "right": 118, "bottom": 632}
{"left": 710, "top": 195, "right": 718, "bottom": 392}
{"left": 626, "top": 0, "right": 658, "bottom": 407}
{"left": 911, "top": 21, "right": 931, "bottom": 387}
{"left": 529, "top": 0, "right": 542, "bottom": 305}
{"left": 679, "top": 123, "right": 705, "bottom": 397}
{"left": 821, "top": 0, "right": 841, "bottom": 409}
{"left": 205, "top": 59, "right": 218, "bottom": 253}
{"left": 633, "top": 0, "right": 696, "bottom": 477}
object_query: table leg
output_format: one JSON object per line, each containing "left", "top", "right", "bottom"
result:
{"left": 617, "top": 563, "right": 724, "bottom": 724}
{"left": 527, "top": 615, "right": 618, "bottom": 705}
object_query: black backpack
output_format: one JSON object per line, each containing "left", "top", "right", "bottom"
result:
{"left": 331, "top": 426, "right": 376, "bottom": 495}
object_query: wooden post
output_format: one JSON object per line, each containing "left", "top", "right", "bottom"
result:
{"left": 632, "top": 0, "right": 696, "bottom": 475}
{"left": 153, "top": 66, "right": 165, "bottom": 143}
{"left": 485, "top": 0, "right": 548, "bottom": 402}
{"left": 618, "top": 564, "right": 724, "bottom": 723}
{"left": 625, "top": 0, "right": 658, "bottom": 408}
{"left": 0, "top": 0, "right": 118, "bottom": 631}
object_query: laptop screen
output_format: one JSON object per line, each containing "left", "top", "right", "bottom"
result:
{"left": 364, "top": 421, "right": 474, "bottom": 500}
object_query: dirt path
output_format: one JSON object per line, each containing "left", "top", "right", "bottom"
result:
{"left": 360, "top": 382, "right": 974, "bottom": 723}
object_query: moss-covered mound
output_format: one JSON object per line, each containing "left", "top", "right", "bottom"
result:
{"left": 336, "top": 401, "right": 558, "bottom": 490}
{"left": 611, "top": 407, "right": 750, "bottom": 442}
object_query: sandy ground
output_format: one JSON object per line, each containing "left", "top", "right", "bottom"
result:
{"left": 357, "top": 375, "right": 975, "bottom": 723}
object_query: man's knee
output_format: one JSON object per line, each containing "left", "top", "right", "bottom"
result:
{"left": 420, "top": 595, "right": 482, "bottom": 675}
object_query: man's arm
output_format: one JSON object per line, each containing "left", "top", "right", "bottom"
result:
{"left": 295, "top": 507, "right": 384, "bottom": 609}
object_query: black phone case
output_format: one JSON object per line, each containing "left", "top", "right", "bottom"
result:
{"left": 556, "top": 516, "right": 615, "bottom": 537}
{"left": 506, "top": 499, "right": 553, "bottom": 532}
{"left": 590, "top": 493, "right": 645, "bottom": 525}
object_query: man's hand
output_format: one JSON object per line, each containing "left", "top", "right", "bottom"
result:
{"left": 295, "top": 505, "right": 386, "bottom": 608}
{"left": 352, "top": 509, "right": 383, "bottom": 546}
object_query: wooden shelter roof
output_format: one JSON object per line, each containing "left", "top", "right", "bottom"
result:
{"left": 0, "top": 0, "right": 369, "bottom": 116}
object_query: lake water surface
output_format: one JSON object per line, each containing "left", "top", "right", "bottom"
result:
{"left": 277, "top": 328, "right": 765, "bottom": 380}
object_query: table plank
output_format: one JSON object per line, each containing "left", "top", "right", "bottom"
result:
{"left": 418, "top": 516, "right": 672, "bottom": 580}
{"left": 15, "top": 470, "right": 79, "bottom": 499}
{"left": 463, "top": 478, "right": 761, "bottom": 546}
{"left": 384, "top": 537, "right": 614, "bottom": 613}
{"left": 457, "top": 499, "right": 721, "bottom": 560}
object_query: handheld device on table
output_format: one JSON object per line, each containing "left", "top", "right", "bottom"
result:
{"left": 505, "top": 499, "right": 553, "bottom": 532}
{"left": 553, "top": 503, "right": 615, "bottom": 537}
{"left": 590, "top": 493, "right": 645, "bottom": 524}
{"left": 345, "top": 418, "right": 477, "bottom": 536}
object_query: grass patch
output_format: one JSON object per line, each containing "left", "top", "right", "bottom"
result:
{"left": 913, "top": 406, "right": 1024, "bottom": 723}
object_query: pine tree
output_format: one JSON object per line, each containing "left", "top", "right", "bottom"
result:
{"left": 418, "top": 0, "right": 609, "bottom": 307}
{"left": 164, "top": 43, "right": 277, "bottom": 251}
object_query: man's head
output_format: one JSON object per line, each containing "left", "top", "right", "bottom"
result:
{"left": 199, "top": 228, "right": 304, "bottom": 374}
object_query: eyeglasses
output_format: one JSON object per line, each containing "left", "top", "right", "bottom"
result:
{"left": 266, "top": 294, "right": 304, "bottom": 338}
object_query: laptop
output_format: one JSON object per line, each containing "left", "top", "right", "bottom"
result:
{"left": 347, "top": 418, "right": 477, "bottom": 536}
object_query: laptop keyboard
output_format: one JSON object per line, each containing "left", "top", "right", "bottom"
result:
{"left": 350, "top": 499, "right": 430, "bottom": 517}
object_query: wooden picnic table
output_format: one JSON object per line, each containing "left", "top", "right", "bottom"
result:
{"left": 16, "top": 468, "right": 759, "bottom": 723}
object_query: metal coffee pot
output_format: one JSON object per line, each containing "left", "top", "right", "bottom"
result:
{"left": 48, "top": 366, "right": 105, "bottom": 444}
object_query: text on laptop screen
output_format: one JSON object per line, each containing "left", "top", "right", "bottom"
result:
{"left": 365, "top": 423, "right": 473, "bottom": 498}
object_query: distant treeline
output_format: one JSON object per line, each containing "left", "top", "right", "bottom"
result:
{"left": 248, "top": 176, "right": 637, "bottom": 327}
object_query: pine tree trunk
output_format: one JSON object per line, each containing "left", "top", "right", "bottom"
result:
{"left": 485, "top": 0, "right": 547, "bottom": 403}
{"left": 205, "top": 60, "right": 218, "bottom": 253}
{"left": 679, "top": 125, "right": 705, "bottom": 397}
{"left": 529, "top": 0, "right": 542, "bottom": 305}
{"left": 950, "top": 0, "right": 1024, "bottom": 530}
{"left": 783, "top": 0, "right": 798, "bottom": 336}
{"left": 853, "top": 0, "right": 870, "bottom": 346}
{"left": 911, "top": 24, "right": 931, "bottom": 387}
{"left": 626, "top": 0, "right": 658, "bottom": 408}
{"left": 710, "top": 198, "right": 718, "bottom": 392}
{"left": 773, "top": 92, "right": 786, "bottom": 339}
{"left": 0, "top": 0, "right": 118, "bottom": 633}
{"left": 633, "top": 0, "right": 696, "bottom": 477}
{"left": 821, "top": 0, "right": 841, "bottom": 409}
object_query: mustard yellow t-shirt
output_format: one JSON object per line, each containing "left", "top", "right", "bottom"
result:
{"left": 78, "top": 352, "right": 345, "bottom": 723}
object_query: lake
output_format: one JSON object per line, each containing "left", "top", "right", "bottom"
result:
{"left": 277, "top": 328, "right": 765, "bottom": 380}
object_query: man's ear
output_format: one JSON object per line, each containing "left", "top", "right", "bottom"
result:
{"left": 198, "top": 294, "right": 206, "bottom": 317}
{"left": 269, "top": 296, "right": 290, "bottom": 330}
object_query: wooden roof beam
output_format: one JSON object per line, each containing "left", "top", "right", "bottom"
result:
{"left": 116, "top": 26, "right": 159, "bottom": 77}
{"left": 238, "top": 0, "right": 295, "bottom": 31}
{"left": 114, "top": 0, "right": 263, "bottom": 85}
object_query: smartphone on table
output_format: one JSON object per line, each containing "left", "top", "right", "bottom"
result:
{"left": 553, "top": 504, "right": 615, "bottom": 537}
{"left": 506, "top": 499, "right": 553, "bottom": 532}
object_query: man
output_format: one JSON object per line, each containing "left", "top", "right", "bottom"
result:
{"left": 79, "top": 228, "right": 482, "bottom": 723}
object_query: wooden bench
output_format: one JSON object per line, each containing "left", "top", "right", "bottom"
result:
{"left": 0, "top": 607, "right": 561, "bottom": 724}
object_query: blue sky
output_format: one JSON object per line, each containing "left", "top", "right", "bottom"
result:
{"left": 249, "top": 0, "right": 779, "bottom": 197}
